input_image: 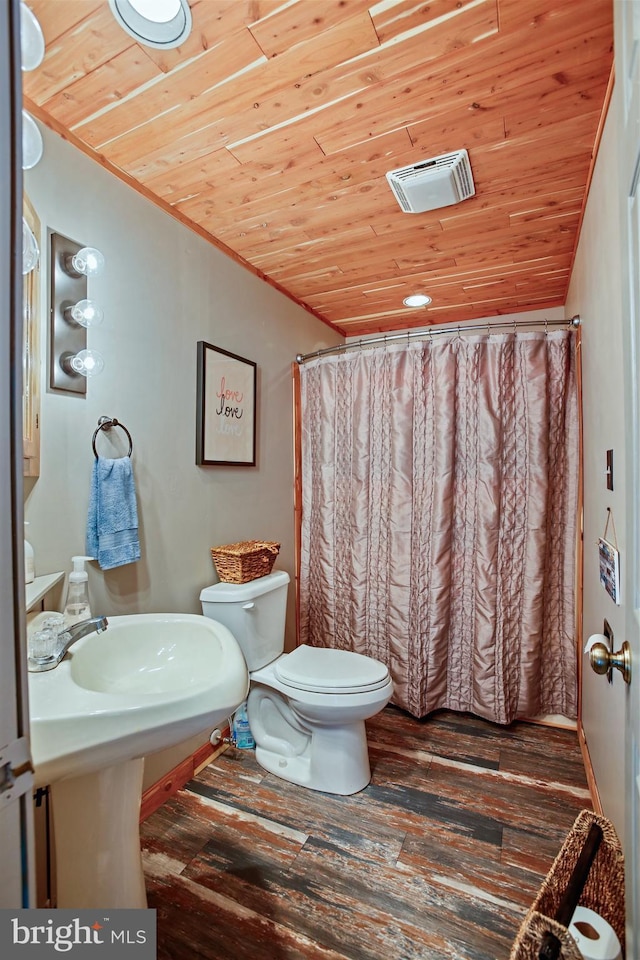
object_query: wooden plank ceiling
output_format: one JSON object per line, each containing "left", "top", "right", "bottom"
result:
{"left": 23, "top": 0, "right": 614, "bottom": 337}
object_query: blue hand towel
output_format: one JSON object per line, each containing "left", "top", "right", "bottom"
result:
{"left": 86, "top": 456, "right": 141, "bottom": 571}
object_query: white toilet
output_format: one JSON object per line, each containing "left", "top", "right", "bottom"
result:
{"left": 200, "top": 570, "right": 393, "bottom": 795}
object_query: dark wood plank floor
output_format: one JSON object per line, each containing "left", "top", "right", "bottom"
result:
{"left": 140, "top": 707, "right": 591, "bottom": 960}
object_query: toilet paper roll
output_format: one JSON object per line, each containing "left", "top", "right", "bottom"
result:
{"left": 584, "top": 633, "right": 608, "bottom": 654}
{"left": 568, "top": 906, "right": 622, "bottom": 960}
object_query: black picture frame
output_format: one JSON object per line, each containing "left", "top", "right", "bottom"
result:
{"left": 196, "top": 341, "right": 257, "bottom": 466}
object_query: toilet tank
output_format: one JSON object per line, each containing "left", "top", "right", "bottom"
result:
{"left": 199, "top": 570, "right": 290, "bottom": 671}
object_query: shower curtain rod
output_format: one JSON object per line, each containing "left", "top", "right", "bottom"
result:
{"left": 295, "top": 314, "right": 581, "bottom": 364}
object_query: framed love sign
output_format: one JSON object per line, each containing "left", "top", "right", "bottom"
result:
{"left": 196, "top": 341, "right": 257, "bottom": 466}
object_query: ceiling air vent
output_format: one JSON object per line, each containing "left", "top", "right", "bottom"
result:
{"left": 386, "top": 149, "right": 475, "bottom": 214}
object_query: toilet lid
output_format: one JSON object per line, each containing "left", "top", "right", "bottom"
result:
{"left": 275, "top": 645, "right": 390, "bottom": 694}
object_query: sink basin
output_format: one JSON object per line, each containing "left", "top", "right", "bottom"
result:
{"left": 27, "top": 613, "right": 249, "bottom": 909}
{"left": 29, "top": 613, "right": 249, "bottom": 786}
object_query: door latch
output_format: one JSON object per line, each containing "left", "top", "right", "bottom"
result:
{"left": 0, "top": 738, "right": 34, "bottom": 806}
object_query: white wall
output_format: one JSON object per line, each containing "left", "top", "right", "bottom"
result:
{"left": 565, "top": 100, "right": 627, "bottom": 839}
{"left": 24, "top": 126, "right": 342, "bottom": 787}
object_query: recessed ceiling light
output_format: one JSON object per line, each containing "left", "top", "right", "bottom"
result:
{"left": 108, "top": 0, "right": 192, "bottom": 49}
{"left": 403, "top": 294, "right": 432, "bottom": 307}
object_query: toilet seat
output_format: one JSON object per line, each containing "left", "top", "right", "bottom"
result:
{"left": 274, "top": 644, "right": 390, "bottom": 694}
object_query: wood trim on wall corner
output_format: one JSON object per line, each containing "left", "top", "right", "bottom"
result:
{"left": 292, "top": 362, "right": 302, "bottom": 647}
{"left": 139, "top": 728, "right": 230, "bottom": 822}
{"left": 575, "top": 324, "right": 584, "bottom": 727}
{"left": 578, "top": 722, "right": 603, "bottom": 815}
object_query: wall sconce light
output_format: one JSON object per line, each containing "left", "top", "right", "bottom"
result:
{"left": 22, "top": 217, "right": 39, "bottom": 275}
{"left": 22, "top": 110, "right": 43, "bottom": 170}
{"left": 65, "top": 247, "right": 105, "bottom": 278}
{"left": 64, "top": 299, "right": 104, "bottom": 327}
{"left": 60, "top": 349, "right": 105, "bottom": 378}
{"left": 20, "top": 2, "right": 45, "bottom": 72}
{"left": 50, "top": 233, "right": 105, "bottom": 394}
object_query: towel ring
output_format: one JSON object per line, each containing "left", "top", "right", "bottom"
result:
{"left": 92, "top": 416, "right": 133, "bottom": 459}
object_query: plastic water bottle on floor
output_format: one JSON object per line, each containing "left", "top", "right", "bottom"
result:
{"left": 233, "top": 701, "right": 255, "bottom": 749}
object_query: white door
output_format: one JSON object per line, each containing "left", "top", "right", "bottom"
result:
{"left": 616, "top": 1, "right": 640, "bottom": 953}
{"left": 0, "top": 0, "right": 35, "bottom": 909}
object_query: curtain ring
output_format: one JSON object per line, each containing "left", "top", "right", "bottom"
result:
{"left": 544, "top": 317, "right": 549, "bottom": 336}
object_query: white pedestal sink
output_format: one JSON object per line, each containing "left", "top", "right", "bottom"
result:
{"left": 28, "top": 613, "right": 249, "bottom": 908}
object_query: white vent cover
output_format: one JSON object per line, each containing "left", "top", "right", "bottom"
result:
{"left": 386, "top": 149, "right": 475, "bottom": 214}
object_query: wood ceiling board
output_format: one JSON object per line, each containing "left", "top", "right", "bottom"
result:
{"left": 99, "top": 0, "right": 495, "bottom": 169}
{"left": 335, "top": 292, "right": 566, "bottom": 327}
{"left": 468, "top": 143, "right": 595, "bottom": 192}
{"left": 206, "top": 178, "right": 398, "bottom": 239}
{"left": 219, "top": 128, "right": 414, "bottom": 201}
{"left": 370, "top": 0, "right": 492, "bottom": 45}
{"left": 166, "top": 142, "right": 407, "bottom": 220}
{"left": 408, "top": 113, "right": 507, "bottom": 157}
{"left": 25, "top": 0, "right": 613, "bottom": 336}
{"left": 23, "top": 4, "right": 134, "bottom": 104}
{"left": 502, "top": 76, "right": 614, "bottom": 140}
{"left": 314, "top": 13, "right": 611, "bottom": 155}
{"left": 248, "top": 0, "right": 374, "bottom": 58}
{"left": 136, "top": 0, "right": 283, "bottom": 73}
{"left": 75, "top": 9, "right": 381, "bottom": 157}
{"left": 140, "top": 150, "right": 242, "bottom": 203}
{"left": 27, "top": 1, "right": 104, "bottom": 50}
{"left": 496, "top": 0, "right": 599, "bottom": 34}
{"left": 78, "top": 29, "right": 268, "bottom": 160}
{"left": 39, "top": 46, "right": 163, "bottom": 130}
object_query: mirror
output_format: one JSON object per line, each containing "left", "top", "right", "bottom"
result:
{"left": 23, "top": 193, "right": 40, "bottom": 477}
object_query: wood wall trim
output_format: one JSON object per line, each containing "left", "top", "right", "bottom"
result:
{"left": 139, "top": 731, "right": 229, "bottom": 822}
{"left": 566, "top": 64, "right": 616, "bottom": 302}
{"left": 575, "top": 324, "right": 584, "bottom": 725}
{"left": 578, "top": 721, "right": 603, "bottom": 815}
{"left": 292, "top": 361, "right": 302, "bottom": 647}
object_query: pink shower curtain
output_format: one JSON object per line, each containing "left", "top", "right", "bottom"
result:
{"left": 299, "top": 331, "right": 579, "bottom": 724}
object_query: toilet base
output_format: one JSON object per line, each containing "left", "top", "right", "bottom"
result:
{"left": 255, "top": 720, "right": 371, "bottom": 795}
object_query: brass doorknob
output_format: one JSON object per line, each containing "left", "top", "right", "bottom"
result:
{"left": 589, "top": 640, "right": 632, "bottom": 684}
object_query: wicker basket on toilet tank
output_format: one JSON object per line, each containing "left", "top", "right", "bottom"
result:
{"left": 211, "top": 540, "right": 280, "bottom": 584}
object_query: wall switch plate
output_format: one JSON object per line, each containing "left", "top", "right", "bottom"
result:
{"left": 606, "top": 449, "right": 614, "bottom": 490}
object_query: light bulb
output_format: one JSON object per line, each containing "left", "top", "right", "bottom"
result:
{"left": 20, "top": 3, "right": 45, "bottom": 71}
{"left": 129, "top": 0, "right": 181, "bottom": 22}
{"left": 65, "top": 299, "right": 104, "bottom": 327}
{"left": 22, "top": 110, "right": 43, "bottom": 169}
{"left": 70, "top": 247, "right": 105, "bottom": 277}
{"left": 403, "top": 294, "right": 432, "bottom": 307}
{"left": 22, "top": 217, "right": 39, "bottom": 275}
{"left": 69, "top": 349, "right": 105, "bottom": 378}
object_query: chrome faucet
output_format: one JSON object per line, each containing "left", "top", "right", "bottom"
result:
{"left": 28, "top": 616, "right": 108, "bottom": 673}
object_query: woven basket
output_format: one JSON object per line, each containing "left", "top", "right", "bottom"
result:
{"left": 509, "top": 810, "right": 625, "bottom": 960}
{"left": 211, "top": 540, "right": 280, "bottom": 584}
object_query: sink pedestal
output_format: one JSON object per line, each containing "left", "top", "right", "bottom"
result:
{"left": 51, "top": 758, "right": 147, "bottom": 908}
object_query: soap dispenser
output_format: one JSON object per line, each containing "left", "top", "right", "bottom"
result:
{"left": 63, "top": 556, "right": 93, "bottom": 626}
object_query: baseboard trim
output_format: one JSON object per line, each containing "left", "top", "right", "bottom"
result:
{"left": 524, "top": 714, "right": 578, "bottom": 730}
{"left": 577, "top": 721, "right": 603, "bottom": 814}
{"left": 140, "top": 727, "right": 230, "bottom": 822}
